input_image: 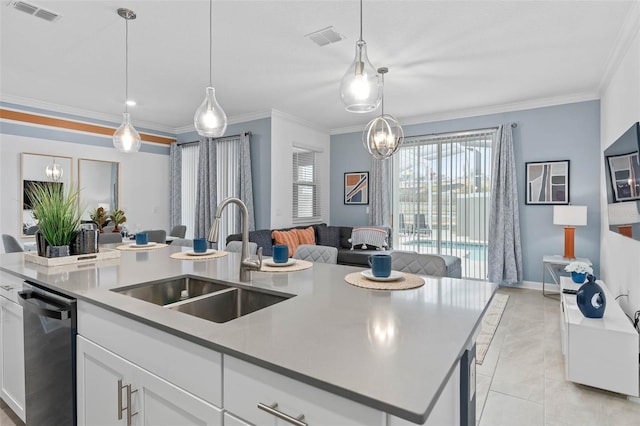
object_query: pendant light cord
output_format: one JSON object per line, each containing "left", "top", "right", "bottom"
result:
{"left": 359, "top": 0, "right": 363, "bottom": 41}
{"left": 125, "top": 17, "right": 129, "bottom": 113}
{"left": 380, "top": 72, "right": 385, "bottom": 115}
{"left": 209, "top": 0, "right": 213, "bottom": 87}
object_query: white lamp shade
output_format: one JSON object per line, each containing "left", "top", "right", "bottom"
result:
{"left": 553, "top": 205, "right": 587, "bottom": 226}
{"left": 608, "top": 202, "right": 640, "bottom": 225}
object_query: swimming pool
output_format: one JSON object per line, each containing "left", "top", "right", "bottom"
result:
{"left": 401, "top": 240, "right": 488, "bottom": 261}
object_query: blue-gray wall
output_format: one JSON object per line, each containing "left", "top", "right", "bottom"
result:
{"left": 330, "top": 100, "right": 602, "bottom": 283}
{"left": 176, "top": 118, "right": 271, "bottom": 229}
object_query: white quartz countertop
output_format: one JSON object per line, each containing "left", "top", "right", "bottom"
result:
{"left": 1, "top": 245, "right": 497, "bottom": 423}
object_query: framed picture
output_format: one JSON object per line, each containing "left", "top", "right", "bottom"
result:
{"left": 344, "top": 171, "right": 369, "bottom": 205}
{"left": 606, "top": 151, "right": 640, "bottom": 202}
{"left": 525, "top": 160, "right": 570, "bottom": 205}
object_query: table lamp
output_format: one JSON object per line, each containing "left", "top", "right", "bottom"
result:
{"left": 553, "top": 205, "right": 587, "bottom": 259}
{"left": 607, "top": 202, "right": 640, "bottom": 238}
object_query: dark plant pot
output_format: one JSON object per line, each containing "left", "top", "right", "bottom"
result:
{"left": 70, "top": 230, "right": 98, "bottom": 255}
{"left": 35, "top": 230, "right": 49, "bottom": 257}
{"left": 571, "top": 272, "right": 587, "bottom": 284}
{"left": 46, "top": 245, "right": 70, "bottom": 258}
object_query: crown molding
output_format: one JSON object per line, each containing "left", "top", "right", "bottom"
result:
{"left": 329, "top": 92, "right": 600, "bottom": 135}
{"left": 598, "top": 1, "right": 640, "bottom": 93}
{"left": 0, "top": 93, "right": 176, "bottom": 135}
{"left": 270, "top": 109, "right": 328, "bottom": 133}
{"left": 173, "top": 110, "right": 274, "bottom": 135}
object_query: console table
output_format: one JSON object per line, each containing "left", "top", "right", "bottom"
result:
{"left": 542, "top": 255, "right": 591, "bottom": 297}
{"left": 559, "top": 276, "right": 639, "bottom": 396}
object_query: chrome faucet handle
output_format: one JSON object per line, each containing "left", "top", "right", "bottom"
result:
{"left": 242, "top": 246, "right": 263, "bottom": 271}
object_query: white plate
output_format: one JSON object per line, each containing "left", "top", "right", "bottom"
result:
{"left": 132, "top": 242, "right": 156, "bottom": 248}
{"left": 361, "top": 270, "right": 404, "bottom": 282}
{"left": 264, "top": 258, "right": 297, "bottom": 267}
{"left": 186, "top": 249, "right": 216, "bottom": 256}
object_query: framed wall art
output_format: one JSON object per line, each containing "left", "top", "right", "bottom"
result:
{"left": 525, "top": 160, "right": 570, "bottom": 205}
{"left": 606, "top": 151, "right": 640, "bottom": 202}
{"left": 344, "top": 171, "right": 369, "bottom": 205}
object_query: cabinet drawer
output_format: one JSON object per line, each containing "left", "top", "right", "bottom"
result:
{"left": 78, "top": 300, "right": 222, "bottom": 406}
{"left": 224, "top": 356, "right": 385, "bottom": 426}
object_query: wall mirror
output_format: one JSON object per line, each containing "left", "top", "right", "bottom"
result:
{"left": 604, "top": 122, "right": 640, "bottom": 240}
{"left": 78, "top": 159, "right": 120, "bottom": 220}
{"left": 21, "top": 152, "right": 73, "bottom": 237}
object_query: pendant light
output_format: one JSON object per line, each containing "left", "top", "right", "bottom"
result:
{"left": 363, "top": 67, "right": 404, "bottom": 160}
{"left": 339, "top": 0, "right": 381, "bottom": 113}
{"left": 45, "top": 158, "right": 63, "bottom": 181}
{"left": 194, "top": 0, "right": 227, "bottom": 137}
{"left": 113, "top": 8, "right": 141, "bottom": 153}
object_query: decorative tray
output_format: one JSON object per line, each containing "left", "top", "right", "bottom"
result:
{"left": 24, "top": 248, "right": 121, "bottom": 267}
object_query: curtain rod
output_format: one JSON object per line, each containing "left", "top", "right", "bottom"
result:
{"left": 177, "top": 131, "right": 250, "bottom": 146}
{"left": 406, "top": 123, "right": 517, "bottom": 141}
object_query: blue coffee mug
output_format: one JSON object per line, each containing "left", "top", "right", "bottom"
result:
{"left": 368, "top": 253, "right": 392, "bottom": 278}
{"left": 272, "top": 245, "right": 289, "bottom": 263}
{"left": 193, "top": 238, "right": 208, "bottom": 253}
{"left": 135, "top": 232, "right": 148, "bottom": 245}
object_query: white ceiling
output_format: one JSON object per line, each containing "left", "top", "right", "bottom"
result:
{"left": 1, "top": 1, "right": 636, "bottom": 135}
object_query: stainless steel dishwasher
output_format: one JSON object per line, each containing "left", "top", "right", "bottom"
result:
{"left": 18, "top": 282, "right": 77, "bottom": 426}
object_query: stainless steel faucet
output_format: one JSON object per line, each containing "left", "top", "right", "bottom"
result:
{"left": 207, "top": 197, "right": 262, "bottom": 282}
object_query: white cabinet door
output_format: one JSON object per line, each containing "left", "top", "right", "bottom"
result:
{"left": 77, "top": 336, "right": 222, "bottom": 426}
{"left": 0, "top": 296, "right": 26, "bottom": 423}
{"left": 77, "top": 335, "right": 128, "bottom": 426}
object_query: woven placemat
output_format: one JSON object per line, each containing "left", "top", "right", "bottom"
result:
{"left": 260, "top": 259, "right": 313, "bottom": 272}
{"left": 170, "top": 250, "right": 229, "bottom": 260}
{"left": 344, "top": 271, "right": 425, "bottom": 290}
{"left": 116, "top": 243, "right": 168, "bottom": 251}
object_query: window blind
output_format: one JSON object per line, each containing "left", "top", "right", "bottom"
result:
{"left": 292, "top": 149, "right": 320, "bottom": 222}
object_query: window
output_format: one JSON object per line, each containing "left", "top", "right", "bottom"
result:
{"left": 180, "top": 143, "right": 199, "bottom": 239}
{"left": 393, "top": 129, "right": 495, "bottom": 279}
{"left": 292, "top": 148, "right": 320, "bottom": 222}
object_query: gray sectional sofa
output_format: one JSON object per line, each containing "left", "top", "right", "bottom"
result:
{"left": 226, "top": 223, "right": 461, "bottom": 278}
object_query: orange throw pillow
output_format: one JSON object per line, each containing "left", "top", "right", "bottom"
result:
{"left": 271, "top": 229, "right": 299, "bottom": 257}
{"left": 295, "top": 227, "right": 316, "bottom": 246}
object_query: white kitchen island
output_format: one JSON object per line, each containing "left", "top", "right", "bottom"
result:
{"left": 1, "top": 244, "right": 496, "bottom": 425}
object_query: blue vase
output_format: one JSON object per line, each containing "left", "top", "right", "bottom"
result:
{"left": 571, "top": 272, "right": 587, "bottom": 283}
{"left": 576, "top": 275, "right": 606, "bottom": 318}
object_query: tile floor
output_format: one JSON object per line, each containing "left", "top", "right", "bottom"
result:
{"left": 477, "top": 287, "right": 640, "bottom": 426}
{"left": 1, "top": 287, "right": 639, "bottom": 426}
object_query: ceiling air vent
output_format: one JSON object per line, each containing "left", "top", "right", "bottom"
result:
{"left": 305, "top": 26, "right": 345, "bottom": 47}
{"left": 9, "top": 1, "right": 62, "bottom": 22}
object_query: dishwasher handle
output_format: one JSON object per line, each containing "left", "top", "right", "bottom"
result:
{"left": 18, "top": 290, "right": 71, "bottom": 320}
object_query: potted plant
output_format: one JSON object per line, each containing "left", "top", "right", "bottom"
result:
{"left": 90, "top": 207, "right": 108, "bottom": 233}
{"left": 27, "top": 182, "right": 82, "bottom": 258}
{"left": 564, "top": 261, "right": 593, "bottom": 284}
{"left": 109, "top": 209, "right": 127, "bottom": 233}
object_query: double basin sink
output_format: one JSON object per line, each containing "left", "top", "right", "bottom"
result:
{"left": 113, "top": 276, "right": 293, "bottom": 323}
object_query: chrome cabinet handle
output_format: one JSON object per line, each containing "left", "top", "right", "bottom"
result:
{"left": 257, "top": 402, "right": 307, "bottom": 426}
{"left": 117, "top": 379, "right": 126, "bottom": 421}
{"left": 118, "top": 379, "right": 138, "bottom": 425}
{"left": 126, "top": 384, "right": 138, "bottom": 426}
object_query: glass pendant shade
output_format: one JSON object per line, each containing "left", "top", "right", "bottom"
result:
{"left": 45, "top": 162, "right": 63, "bottom": 181}
{"left": 363, "top": 114, "right": 404, "bottom": 160}
{"left": 340, "top": 40, "right": 381, "bottom": 113}
{"left": 113, "top": 112, "right": 141, "bottom": 153}
{"left": 194, "top": 87, "right": 227, "bottom": 137}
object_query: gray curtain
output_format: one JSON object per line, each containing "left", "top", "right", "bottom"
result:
{"left": 194, "top": 138, "right": 217, "bottom": 239}
{"left": 237, "top": 132, "right": 255, "bottom": 231}
{"left": 169, "top": 142, "right": 182, "bottom": 228}
{"left": 369, "top": 157, "right": 391, "bottom": 227}
{"left": 488, "top": 124, "right": 523, "bottom": 284}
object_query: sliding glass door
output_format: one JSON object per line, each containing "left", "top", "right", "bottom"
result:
{"left": 392, "top": 129, "right": 495, "bottom": 279}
